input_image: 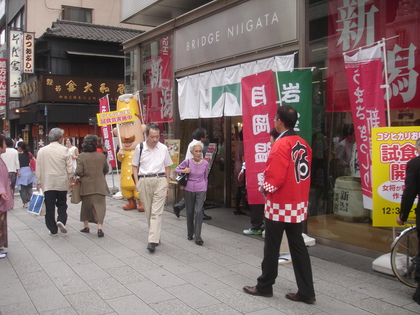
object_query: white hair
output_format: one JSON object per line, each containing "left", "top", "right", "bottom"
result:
{"left": 189, "top": 140, "right": 203, "bottom": 153}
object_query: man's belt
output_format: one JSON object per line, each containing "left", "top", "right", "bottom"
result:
{"left": 138, "top": 172, "right": 166, "bottom": 178}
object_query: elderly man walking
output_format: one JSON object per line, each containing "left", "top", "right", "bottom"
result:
{"left": 36, "top": 128, "right": 73, "bottom": 236}
{"left": 133, "top": 123, "right": 172, "bottom": 253}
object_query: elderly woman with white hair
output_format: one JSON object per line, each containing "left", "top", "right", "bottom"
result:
{"left": 174, "top": 140, "right": 209, "bottom": 245}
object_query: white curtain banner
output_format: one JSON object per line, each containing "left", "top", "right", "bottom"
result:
{"left": 177, "top": 54, "right": 295, "bottom": 119}
{"left": 177, "top": 76, "right": 200, "bottom": 119}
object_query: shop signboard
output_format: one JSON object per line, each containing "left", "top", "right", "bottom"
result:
{"left": 372, "top": 126, "right": 420, "bottom": 227}
{"left": 39, "top": 74, "right": 125, "bottom": 104}
{"left": 0, "top": 59, "right": 6, "bottom": 105}
{"left": 23, "top": 32, "right": 34, "bottom": 73}
{"left": 174, "top": 0, "right": 297, "bottom": 71}
{"left": 9, "top": 30, "right": 23, "bottom": 98}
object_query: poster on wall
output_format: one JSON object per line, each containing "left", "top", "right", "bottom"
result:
{"left": 165, "top": 139, "right": 180, "bottom": 184}
{"left": 371, "top": 126, "right": 420, "bottom": 227}
{"left": 145, "top": 36, "right": 173, "bottom": 123}
{"left": 327, "top": 0, "right": 420, "bottom": 112}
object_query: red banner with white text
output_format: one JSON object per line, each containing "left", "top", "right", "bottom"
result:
{"left": 344, "top": 44, "right": 386, "bottom": 210}
{"left": 241, "top": 70, "right": 277, "bottom": 205}
{"left": 145, "top": 36, "right": 173, "bottom": 123}
{"left": 99, "top": 95, "right": 116, "bottom": 167}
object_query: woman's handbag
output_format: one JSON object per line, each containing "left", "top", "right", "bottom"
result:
{"left": 176, "top": 160, "right": 189, "bottom": 187}
{"left": 70, "top": 178, "right": 82, "bottom": 204}
{"left": 176, "top": 173, "right": 189, "bottom": 187}
{"left": 29, "top": 152, "right": 36, "bottom": 172}
{"left": 28, "top": 190, "right": 45, "bottom": 216}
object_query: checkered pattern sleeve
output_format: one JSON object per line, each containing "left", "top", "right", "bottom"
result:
{"left": 262, "top": 181, "right": 278, "bottom": 193}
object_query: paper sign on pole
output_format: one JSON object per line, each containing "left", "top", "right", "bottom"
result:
{"left": 97, "top": 109, "right": 134, "bottom": 126}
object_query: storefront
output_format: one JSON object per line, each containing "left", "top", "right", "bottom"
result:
{"left": 122, "top": 0, "right": 420, "bottom": 256}
{"left": 16, "top": 74, "right": 124, "bottom": 153}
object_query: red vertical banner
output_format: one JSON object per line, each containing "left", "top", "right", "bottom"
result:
{"left": 344, "top": 44, "right": 386, "bottom": 209}
{"left": 99, "top": 95, "right": 116, "bottom": 167}
{"left": 146, "top": 36, "right": 173, "bottom": 123}
{"left": 0, "top": 59, "right": 6, "bottom": 106}
{"left": 241, "top": 70, "right": 277, "bottom": 205}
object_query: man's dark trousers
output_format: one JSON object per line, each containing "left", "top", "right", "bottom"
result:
{"left": 44, "top": 190, "right": 68, "bottom": 234}
{"left": 256, "top": 219, "right": 315, "bottom": 297}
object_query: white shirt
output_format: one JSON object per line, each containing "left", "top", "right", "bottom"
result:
{"left": 1, "top": 148, "right": 20, "bottom": 172}
{"left": 133, "top": 141, "right": 173, "bottom": 175}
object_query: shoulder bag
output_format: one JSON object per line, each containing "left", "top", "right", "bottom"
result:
{"left": 176, "top": 159, "right": 189, "bottom": 187}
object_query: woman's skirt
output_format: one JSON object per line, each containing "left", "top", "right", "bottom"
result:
{"left": 80, "top": 194, "right": 106, "bottom": 224}
{"left": 0, "top": 212, "right": 8, "bottom": 248}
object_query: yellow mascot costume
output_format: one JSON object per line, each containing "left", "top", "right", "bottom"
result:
{"left": 115, "top": 94, "right": 146, "bottom": 211}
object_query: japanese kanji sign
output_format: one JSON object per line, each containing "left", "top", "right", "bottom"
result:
{"left": 9, "top": 30, "right": 23, "bottom": 98}
{"left": 344, "top": 43, "right": 386, "bottom": 210}
{"left": 242, "top": 70, "right": 277, "bottom": 204}
{"left": 372, "top": 126, "right": 420, "bottom": 227}
{"left": 0, "top": 59, "right": 6, "bottom": 106}
{"left": 23, "top": 32, "right": 34, "bottom": 74}
{"left": 96, "top": 109, "right": 134, "bottom": 126}
{"left": 327, "top": 0, "right": 420, "bottom": 112}
{"left": 145, "top": 36, "right": 173, "bottom": 123}
{"left": 275, "top": 70, "right": 312, "bottom": 145}
{"left": 99, "top": 96, "right": 116, "bottom": 167}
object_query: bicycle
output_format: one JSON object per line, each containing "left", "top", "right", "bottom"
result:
{"left": 390, "top": 223, "right": 418, "bottom": 288}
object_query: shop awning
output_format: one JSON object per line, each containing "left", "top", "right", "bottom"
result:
{"left": 176, "top": 54, "right": 295, "bottom": 120}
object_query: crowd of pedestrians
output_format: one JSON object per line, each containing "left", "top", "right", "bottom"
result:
{"left": 1, "top": 104, "right": 420, "bottom": 306}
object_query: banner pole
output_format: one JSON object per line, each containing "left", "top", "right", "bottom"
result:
{"left": 380, "top": 38, "right": 392, "bottom": 128}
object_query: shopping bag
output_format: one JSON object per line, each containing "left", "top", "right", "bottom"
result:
{"left": 70, "top": 179, "right": 82, "bottom": 204}
{"left": 28, "top": 191, "right": 45, "bottom": 216}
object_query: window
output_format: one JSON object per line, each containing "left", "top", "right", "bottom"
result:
{"left": 62, "top": 6, "right": 92, "bottom": 23}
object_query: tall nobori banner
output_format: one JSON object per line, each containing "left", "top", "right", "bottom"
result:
{"left": 275, "top": 70, "right": 312, "bottom": 145}
{"left": 344, "top": 43, "right": 386, "bottom": 210}
{"left": 372, "top": 127, "right": 420, "bottom": 227}
{"left": 242, "top": 70, "right": 277, "bottom": 205}
{"left": 99, "top": 95, "right": 117, "bottom": 168}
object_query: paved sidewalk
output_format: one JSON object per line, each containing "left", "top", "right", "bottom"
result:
{"left": 1, "top": 184, "right": 419, "bottom": 314}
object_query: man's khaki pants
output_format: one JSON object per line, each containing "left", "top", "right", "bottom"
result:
{"left": 137, "top": 177, "right": 167, "bottom": 243}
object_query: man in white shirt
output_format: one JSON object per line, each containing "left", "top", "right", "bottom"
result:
{"left": 1, "top": 137, "right": 20, "bottom": 194}
{"left": 36, "top": 128, "right": 73, "bottom": 236}
{"left": 133, "top": 123, "right": 173, "bottom": 253}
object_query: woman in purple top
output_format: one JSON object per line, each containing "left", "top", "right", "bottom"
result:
{"left": 175, "top": 140, "right": 209, "bottom": 245}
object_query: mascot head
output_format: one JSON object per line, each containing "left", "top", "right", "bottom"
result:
{"left": 114, "top": 93, "right": 146, "bottom": 150}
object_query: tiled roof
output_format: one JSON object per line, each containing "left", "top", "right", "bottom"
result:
{"left": 42, "top": 20, "right": 144, "bottom": 43}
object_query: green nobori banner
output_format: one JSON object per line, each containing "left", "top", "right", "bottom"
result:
{"left": 275, "top": 70, "right": 312, "bottom": 145}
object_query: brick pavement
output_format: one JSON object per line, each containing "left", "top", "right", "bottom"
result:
{"left": 0, "top": 181, "right": 419, "bottom": 314}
